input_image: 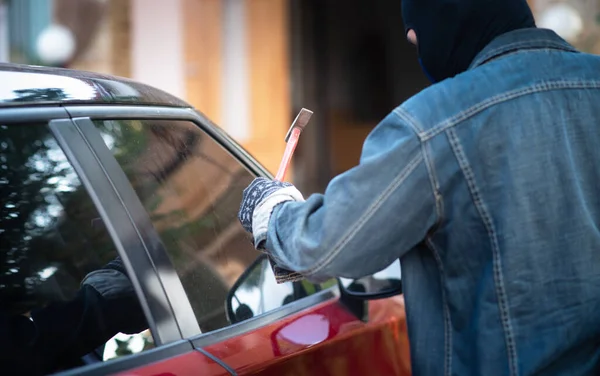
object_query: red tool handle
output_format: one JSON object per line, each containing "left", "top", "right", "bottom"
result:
{"left": 275, "top": 127, "right": 302, "bottom": 181}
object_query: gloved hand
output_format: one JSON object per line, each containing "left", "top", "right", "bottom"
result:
{"left": 238, "top": 177, "right": 304, "bottom": 249}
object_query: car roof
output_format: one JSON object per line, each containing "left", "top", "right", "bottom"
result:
{"left": 0, "top": 63, "right": 191, "bottom": 108}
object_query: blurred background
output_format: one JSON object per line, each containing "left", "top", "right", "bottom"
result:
{"left": 1, "top": 0, "right": 599, "bottom": 194}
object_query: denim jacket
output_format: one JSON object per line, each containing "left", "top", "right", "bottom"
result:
{"left": 265, "top": 28, "right": 600, "bottom": 375}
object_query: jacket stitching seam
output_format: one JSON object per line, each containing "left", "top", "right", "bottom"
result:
{"left": 446, "top": 128, "right": 519, "bottom": 376}
{"left": 421, "top": 81, "right": 600, "bottom": 141}
{"left": 394, "top": 107, "right": 426, "bottom": 135}
{"left": 475, "top": 48, "right": 561, "bottom": 69}
{"left": 427, "top": 238, "right": 452, "bottom": 376}
{"left": 394, "top": 108, "right": 443, "bottom": 224}
{"left": 302, "top": 152, "right": 424, "bottom": 276}
{"left": 471, "top": 40, "right": 577, "bottom": 68}
{"left": 422, "top": 140, "right": 443, "bottom": 228}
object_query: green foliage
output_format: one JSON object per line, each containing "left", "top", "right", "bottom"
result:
{"left": 0, "top": 123, "right": 117, "bottom": 314}
{"left": 10, "top": 88, "right": 69, "bottom": 103}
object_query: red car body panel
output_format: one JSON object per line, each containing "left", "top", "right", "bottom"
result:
{"left": 116, "top": 295, "right": 410, "bottom": 376}
{"left": 115, "top": 352, "right": 230, "bottom": 376}
{"left": 204, "top": 295, "right": 411, "bottom": 376}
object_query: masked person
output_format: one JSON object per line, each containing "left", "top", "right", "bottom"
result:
{"left": 0, "top": 257, "right": 148, "bottom": 375}
{"left": 238, "top": 0, "right": 600, "bottom": 375}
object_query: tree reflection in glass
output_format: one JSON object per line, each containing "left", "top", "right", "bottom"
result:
{"left": 0, "top": 123, "right": 114, "bottom": 314}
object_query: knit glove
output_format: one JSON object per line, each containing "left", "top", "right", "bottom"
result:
{"left": 238, "top": 177, "right": 304, "bottom": 248}
{"left": 238, "top": 178, "right": 306, "bottom": 284}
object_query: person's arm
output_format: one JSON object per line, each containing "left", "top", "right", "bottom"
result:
{"left": 265, "top": 108, "right": 440, "bottom": 282}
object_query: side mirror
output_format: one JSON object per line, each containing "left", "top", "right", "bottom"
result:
{"left": 338, "top": 259, "right": 402, "bottom": 300}
{"left": 226, "top": 254, "right": 297, "bottom": 324}
{"left": 226, "top": 256, "right": 401, "bottom": 324}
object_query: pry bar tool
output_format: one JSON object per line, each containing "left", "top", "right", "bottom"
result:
{"left": 275, "top": 108, "right": 313, "bottom": 181}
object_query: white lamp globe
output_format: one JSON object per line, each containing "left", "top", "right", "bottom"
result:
{"left": 36, "top": 24, "right": 76, "bottom": 66}
{"left": 537, "top": 3, "right": 584, "bottom": 43}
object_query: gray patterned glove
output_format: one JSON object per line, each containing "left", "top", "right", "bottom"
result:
{"left": 238, "top": 177, "right": 293, "bottom": 233}
{"left": 238, "top": 177, "right": 304, "bottom": 250}
{"left": 238, "top": 177, "right": 306, "bottom": 283}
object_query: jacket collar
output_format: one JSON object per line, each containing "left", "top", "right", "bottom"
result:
{"left": 469, "top": 28, "right": 579, "bottom": 70}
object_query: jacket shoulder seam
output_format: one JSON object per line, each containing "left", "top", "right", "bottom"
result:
{"left": 422, "top": 80, "right": 600, "bottom": 141}
{"left": 393, "top": 106, "right": 425, "bottom": 136}
{"left": 301, "top": 152, "right": 425, "bottom": 276}
{"left": 394, "top": 108, "right": 443, "bottom": 226}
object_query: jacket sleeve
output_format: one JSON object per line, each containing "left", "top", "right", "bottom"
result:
{"left": 265, "top": 108, "right": 440, "bottom": 282}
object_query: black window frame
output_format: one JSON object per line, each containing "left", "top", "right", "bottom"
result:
{"left": 0, "top": 106, "right": 234, "bottom": 376}
{"left": 62, "top": 105, "right": 340, "bottom": 347}
{"left": 0, "top": 100, "right": 351, "bottom": 375}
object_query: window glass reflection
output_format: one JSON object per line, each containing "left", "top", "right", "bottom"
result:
{"left": 95, "top": 119, "right": 335, "bottom": 331}
{"left": 0, "top": 123, "right": 151, "bottom": 375}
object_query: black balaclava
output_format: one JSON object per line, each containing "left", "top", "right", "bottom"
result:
{"left": 402, "top": 0, "right": 536, "bottom": 83}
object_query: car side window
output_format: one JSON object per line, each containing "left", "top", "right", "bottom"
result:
{"left": 0, "top": 123, "right": 153, "bottom": 375}
{"left": 94, "top": 119, "right": 333, "bottom": 333}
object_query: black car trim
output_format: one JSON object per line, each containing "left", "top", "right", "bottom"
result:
{"left": 71, "top": 117, "right": 202, "bottom": 339}
{"left": 191, "top": 288, "right": 338, "bottom": 348}
{"left": 53, "top": 340, "right": 200, "bottom": 376}
{"left": 63, "top": 105, "right": 272, "bottom": 179}
{"left": 49, "top": 119, "right": 183, "bottom": 345}
{"left": 0, "top": 106, "right": 69, "bottom": 123}
{"left": 63, "top": 105, "right": 344, "bottom": 363}
{"left": 195, "top": 348, "right": 238, "bottom": 376}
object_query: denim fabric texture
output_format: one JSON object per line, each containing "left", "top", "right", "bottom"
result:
{"left": 263, "top": 28, "right": 600, "bottom": 375}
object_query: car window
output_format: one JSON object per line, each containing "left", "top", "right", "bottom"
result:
{"left": 94, "top": 119, "right": 333, "bottom": 333}
{"left": 0, "top": 123, "right": 153, "bottom": 375}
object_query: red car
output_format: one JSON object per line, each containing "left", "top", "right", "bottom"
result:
{"left": 0, "top": 64, "right": 410, "bottom": 376}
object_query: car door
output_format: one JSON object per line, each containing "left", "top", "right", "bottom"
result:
{"left": 67, "top": 105, "right": 411, "bottom": 376}
{"left": 0, "top": 106, "right": 233, "bottom": 376}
